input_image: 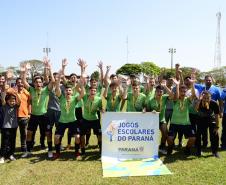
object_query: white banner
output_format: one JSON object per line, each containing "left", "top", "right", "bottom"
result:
{"left": 102, "top": 112, "right": 159, "bottom": 160}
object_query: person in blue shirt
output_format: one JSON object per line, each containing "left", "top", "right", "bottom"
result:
{"left": 220, "top": 88, "right": 226, "bottom": 150}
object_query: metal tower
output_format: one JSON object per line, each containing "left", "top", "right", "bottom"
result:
{"left": 214, "top": 12, "right": 221, "bottom": 68}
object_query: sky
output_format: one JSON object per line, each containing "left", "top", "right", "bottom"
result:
{"left": 0, "top": 0, "right": 225, "bottom": 75}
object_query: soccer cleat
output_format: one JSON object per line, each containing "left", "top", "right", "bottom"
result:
{"left": 195, "top": 151, "right": 202, "bottom": 157}
{"left": 21, "top": 152, "right": 32, "bottom": 158}
{"left": 41, "top": 144, "right": 46, "bottom": 150}
{"left": 159, "top": 148, "right": 167, "bottom": 155}
{"left": 0, "top": 157, "right": 5, "bottom": 164}
{"left": 9, "top": 155, "right": 16, "bottom": 161}
{"left": 48, "top": 151, "right": 53, "bottom": 158}
{"left": 184, "top": 147, "right": 191, "bottom": 156}
{"left": 213, "top": 152, "right": 220, "bottom": 158}
{"left": 81, "top": 148, "right": 85, "bottom": 156}
{"left": 53, "top": 153, "right": 60, "bottom": 160}
{"left": 167, "top": 146, "right": 173, "bottom": 155}
{"left": 75, "top": 152, "right": 82, "bottom": 160}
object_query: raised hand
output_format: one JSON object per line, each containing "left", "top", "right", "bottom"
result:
{"left": 20, "top": 64, "right": 26, "bottom": 72}
{"left": 44, "top": 57, "right": 51, "bottom": 69}
{"left": 25, "top": 63, "right": 31, "bottom": 70}
{"left": 62, "top": 58, "right": 68, "bottom": 68}
{"left": 78, "top": 58, "right": 88, "bottom": 70}
{"left": 6, "top": 69, "right": 14, "bottom": 80}
{"left": 97, "top": 61, "right": 103, "bottom": 69}
{"left": 106, "top": 65, "right": 111, "bottom": 71}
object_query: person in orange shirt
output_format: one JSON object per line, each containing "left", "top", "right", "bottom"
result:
{"left": 16, "top": 78, "right": 30, "bottom": 153}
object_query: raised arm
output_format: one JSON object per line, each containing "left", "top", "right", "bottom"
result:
{"left": 77, "top": 77, "right": 85, "bottom": 101}
{"left": 55, "top": 73, "right": 62, "bottom": 98}
{"left": 189, "top": 79, "right": 197, "bottom": 100}
{"left": 175, "top": 64, "right": 184, "bottom": 85}
{"left": 61, "top": 58, "right": 68, "bottom": 85}
{"left": 103, "top": 78, "right": 110, "bottom": 99}
{"left": 103, "top": 65, "right": 111, "bottom": 88}
{"left": 172, "top": 78, "right": 180, "bottom": 100}
{"left": 20, "top": 63, "right": 30, "bottom": 90}
{"left": 45, "top": 59, "right": 55, "bottom": 91}
{"left": 161, "top": 79, "right": 174, "bottom": 99}
{"left": 97, "top": 61, "right": 104, "bottom": 85}
{"left": 43, "top": 57, "right": 50, "bottom": 84}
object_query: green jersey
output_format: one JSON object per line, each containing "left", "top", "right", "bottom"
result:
{"left": 171, "top": 97, "right": 191, "bottom": 125}
{"left": 29, "top": 86, "right": 49, "bottom": 115}
{"left": 126, "top": 92, "right": 146, "bottom": 112}
{"left": 145, "top": 88, "right": 156, "bottom": 100}
{"left": 147, "top": 95, "right": 168, "bottom": 123}
{"left": 83, "top": 94, "right": 102, "bottom": 120}
{"left": 59, "top": 95, "right": 79, "bottom": 123}
{"left": 106, "top": 93, "right": 121, "bottom": 112}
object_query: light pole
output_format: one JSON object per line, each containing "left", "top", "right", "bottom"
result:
{"left": 43, "top": 47, "right": 51, "bottom": 57}
{"left": 168, "top": 48, "right": 176, "bottom": 71}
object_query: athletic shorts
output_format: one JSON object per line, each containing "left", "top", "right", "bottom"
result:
{"left": 168, "top": 124, "right": 196, "bottom": 138}
{"left": 46, "top": 109, "right": 61, "bottom": 131}
{"left": 75, "top": 107, "right": 83, "bottom": 121}
{"left": 55, "top": 121, "right": 80, "bottom": 136}
{"left": 80, "top": 119, "right": 101, "bottom": 136}
{"left": 27, "top": 114, "right": 48, "bottom": 132}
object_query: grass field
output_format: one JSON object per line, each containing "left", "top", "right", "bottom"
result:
{"left": 0, "top": 130, "right": 226, "bottom": 185}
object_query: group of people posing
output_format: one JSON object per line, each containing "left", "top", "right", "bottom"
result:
{"left": 0, "top": 59, "right": 226, "bottom": 164}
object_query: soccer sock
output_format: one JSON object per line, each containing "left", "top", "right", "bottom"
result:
{"left": 55, "top": 144, "right": 61, "bottom": 153}
{"left": 86, "top": 134, "right": 91, "bottom": 145}
{"left": 48, "top": 141, "right": 53, "bottom": 151}
{"left": 81, "top": 148, "right": 85, "bottom": 155}
{"left": 26, "top": 141, "right": 32, "bottom": 152}
{"left": 67, "top": 134, "right": 72, "bottom": 145}
{"left": 75, "top": 144, "right": 80, "bottom": 153}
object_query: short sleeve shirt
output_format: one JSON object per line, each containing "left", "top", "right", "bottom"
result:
{"left": 106, "top": 93, "right": 121, "bottom": 112}
{"left": 171, "top": 97, "right": 191, "bottom": 125}
{"left": 83, "top": 94, "right": 102, "bottom": 120}
{"left": 59, "top": 94, "right": 79, "bottom": 123}
{"left": 29, "top": 86, "right": 49, "bottom": 115}
{"left": 126, "top": 92, "right": 146, "bottom": 112}
{"left": 147, "top": 95, "right": 168, "bottom": 123}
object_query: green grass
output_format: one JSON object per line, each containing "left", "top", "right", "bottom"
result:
{"left": 0, "top": 130, "right": 226, "bottom": 185}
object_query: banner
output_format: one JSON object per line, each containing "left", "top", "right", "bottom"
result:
{"left": 102, "top": 112, "right": 159, "bottom": 160}
{"left": 101, "top": 112, "right": 172, "bottom": 177}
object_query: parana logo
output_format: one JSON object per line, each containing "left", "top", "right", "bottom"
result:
{"left": 118, "top": 147, "right": 144, "bottom": 152}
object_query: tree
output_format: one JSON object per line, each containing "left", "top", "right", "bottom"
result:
{"left": 116, "top": 63, "right": 142, "bottom": 75}
{"left": 200, "top": 66, "right": 226, "bottom": 86}
{"left": 159, "top": 67, "right": 175, "bottom": 80}
{"left": 140, "top": 62, "right": 161, "bottom": 76}
{"left": 20, "top": 59, "right": 44, "bottom": 78}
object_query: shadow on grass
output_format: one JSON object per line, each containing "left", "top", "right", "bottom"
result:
{"left": 161, "top": 146, "right": 221, "bottom": 164}
{"left": 23, "top": 147, "right": 101, "bottom": 164}
{"left": 161, "top": 147, "right": 197, "bottom": 164}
